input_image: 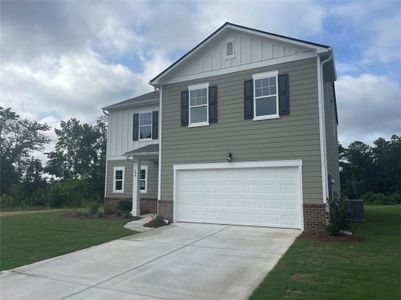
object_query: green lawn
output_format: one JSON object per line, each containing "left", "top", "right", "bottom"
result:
{"left": 250, "top": 205, "right": 401, "bottom": 300}
{"left": 0, "top": 211, "right": 135, "bottom": 271}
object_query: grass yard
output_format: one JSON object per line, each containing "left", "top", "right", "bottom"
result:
{"left": 0, "top": 211, "right": 135, "bottom": 271}
{"left": 250, "top": 205, "right": 401, "bottom": 300}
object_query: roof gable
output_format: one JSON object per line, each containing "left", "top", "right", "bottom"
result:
{"left": 150, "top": 22, "right": 330, "bottom": 86}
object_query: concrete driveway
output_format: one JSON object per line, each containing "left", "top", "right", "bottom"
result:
{"left": 0, "top": 223, "right": 300, "bottom": 300}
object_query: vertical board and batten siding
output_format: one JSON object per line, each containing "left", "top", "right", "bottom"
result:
{"left": 324, "top": 82, "right": 340, "bottom": 196}
{"left": 163, "top": 28, "right": 314, "bottom": 82}
{"left": 106, "top": 159, "right": 158, "bottom": 199}
{"left": 161, "top": 57, "right": 323, "bottom": 204}
{"left": 107, "top": 105, "right": 159, "bottom": 158}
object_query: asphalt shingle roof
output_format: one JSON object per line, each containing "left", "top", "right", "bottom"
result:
{"left": 103, "top": 90, "right": 159, "bottom": 111}
{"left": 124, "top": 144, "right": 159, "bottom": 156}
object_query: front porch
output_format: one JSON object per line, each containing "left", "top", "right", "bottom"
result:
{"left": 104, "top": 144, "right": 159, "bottom": 216}
{"left": 124, "top": 144, "right": 159, "bottom": 217}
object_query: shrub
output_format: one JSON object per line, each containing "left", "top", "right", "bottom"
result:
{"left": 122, "top": 211, "right": 132, "bottom": 219}
{"left": 89, "top": 202, "right": 99, "bottom": 215}
{"left": 326, "top": 195, "right": 350, "bottom": 236}
{"left": 363, "top": 192, "right": 401, "bottom": 205}
{"left": 96, "top": 207, "right": 105, "bottom": 218}
{"left": 116, "top": 199, "right": 131, "bottom": 213}
{"left": 144, "top": 214, "right": 166, "bottom": 228}
{"left": 153, "top": 215, "right": 165, "bottom": 226}
{"left": 77, "top": 208, "right": 90, "bottom": 216}
{"left": 388, "top": 193, "right": 401, "bottom": 205}
{"left": 0, "top": 194, "right": 17, "bottom": 208}
{"left": 104, "top": 205, "right": 115, "bottom": 215}
{"left": 47, "top": 180, "right": 94, "bottom": 208}
{"left": 26, "top": 188, "right": 48, "bottom": 207}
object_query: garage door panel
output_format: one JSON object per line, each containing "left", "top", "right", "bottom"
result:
{"left": 176, "top": 166, "right": 302, "bottom": 229}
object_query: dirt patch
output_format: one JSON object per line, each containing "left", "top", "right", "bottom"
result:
{"left": 63, "top": 211, "right": 142, "bottom": 221}
{"left": 290, "top": 273, "right": 312, "bottom": 282}
{"left": 285, "top": 288, "right": 304, "bottom": 296}
{"left": 299, "top": 231, "right": 364, "bottom": 242}
{"left": 0, "top": 209, "right": 72, "bottom": 217}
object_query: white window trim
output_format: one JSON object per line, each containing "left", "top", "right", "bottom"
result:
{"left": 113, "top": 166, "right": 125, "bottom": 193}
{"left": 252, "top": 70, "right": 280, "bottom": 121}
{"left": 139, "top": 112, "right": 152, "bottom": 141}
{"left": 224, "top": 38, "right": 235, "bottom": 60}
{"left": 188, "top": 82, "right": 209, "bottom": 128}
{"left": 140, "top": 165, "right": 148, "bottom": 194}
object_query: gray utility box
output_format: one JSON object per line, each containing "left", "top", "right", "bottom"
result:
{"left": 347, "top": 199, "right": 364, "bottom": 222}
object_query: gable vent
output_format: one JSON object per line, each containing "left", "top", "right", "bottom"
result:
{"left": 225, "top": 40, "right": 234, "bottom": 59}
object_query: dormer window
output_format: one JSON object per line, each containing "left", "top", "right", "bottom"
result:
{"left": 225, "top": 39, "right": 235, "bottom": 59}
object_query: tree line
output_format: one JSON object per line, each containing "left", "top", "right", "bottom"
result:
{"left": 0, "top": 106, "right": 400, "bottom": 208}
{"left": 0, "top": 107, "right": 106, "bottom": 208}
{"left": 339, "top": 135, "right": 401, "bottom": 204}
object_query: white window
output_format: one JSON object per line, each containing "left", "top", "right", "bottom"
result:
{"left": 140, "top": 165, "right": 148, "bottom": 193}
{"left": 139, "top": 112, "right": 152, "bottom": 140}
{"left": 113, "top": 166, "right": 125, "bottom": 193}
{"left": 253, "top": 71, "right": 279, "bottom": 120}
{"left": 189, "top": 83, "right": 209, "bottom": 127}
{"left": 225, "top": 39, "right": 235, "bottom": 59}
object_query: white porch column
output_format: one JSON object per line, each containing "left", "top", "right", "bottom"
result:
{"left": 131, "top": 159, "right": 141, "bottom": 216}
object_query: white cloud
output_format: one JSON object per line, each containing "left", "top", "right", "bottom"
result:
{"left": 336, "top": 74, "right": 401, "bottom": 146}
{"left": 197, "top": 0, "right": 324, "bottom": 38}
{"left": 362, "top": 13, "right": 401, "bottom": 64}
{"left": 0, "top": 52, "right": 149, "bottom": 123}
{"left": 329, "top": 3, "right": 401, "bottom": 65}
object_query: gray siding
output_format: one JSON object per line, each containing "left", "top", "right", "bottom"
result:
{"left": 324, "top": 82, "right": 340, "bottom": 197}
{"left": 106, "top": 159, "right": 158, "bottom": 199}
{"left": 161, "top": 57, "right": 324, "bottom": 204}
{"left": 144, "top": 161, "right": 158, "bottom": 199}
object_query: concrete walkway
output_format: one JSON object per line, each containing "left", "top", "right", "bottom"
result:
{"left": 0, "top": 223, "right": 300, "bottom": 300}
{"left": 123, "top": 214, "right": 153, "bottom": 232}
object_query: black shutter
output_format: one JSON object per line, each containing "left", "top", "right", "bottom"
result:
{"left": 209, "top": 86, "right": 218, "bottom": 123}
{"left": 328, "top": 174, "right": 333, "bottom": 201}
{"left": 152, "top": 111, "right": 158, "bottom": 139}
{"left": 244, "top": 80, "right": 253, "bottom": 119}
{"left": 278, "top": 74, "right": 290, "bottom": 116}
{"left": 181, "top": 90, "right": 189, "bottom": 126}
{"left": 132, "top": 113, "right": 139, "bottom": 141}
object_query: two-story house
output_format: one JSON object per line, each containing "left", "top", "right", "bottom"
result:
{"left": 103, "top": 22, "right": 339, "bottom": 232}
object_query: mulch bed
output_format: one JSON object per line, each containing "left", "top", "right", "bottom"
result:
{"left": 63, "top": 211, "right": 142, "bottom": 221}
{"left": 299, "top": 231, "right": 364, "bottom": 242}
{"left": 143, "top": 219, "right": 167, "bottom": 228}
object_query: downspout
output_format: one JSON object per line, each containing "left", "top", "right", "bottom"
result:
{"left": 157, "top": 85, "right": 162, "bottom": 214}
{"left": 103, "top": 109, "right": 109, "bottom": 199}
{"left": 318, "top": 51, "right": 333, "bottom": 203}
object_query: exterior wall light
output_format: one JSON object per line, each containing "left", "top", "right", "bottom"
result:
{"left": 227, "top": 152, "right": 233, "bottom": 162}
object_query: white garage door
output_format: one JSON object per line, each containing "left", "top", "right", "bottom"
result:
{"left": 175, "top": 164, "right": 302, "bottom": 229}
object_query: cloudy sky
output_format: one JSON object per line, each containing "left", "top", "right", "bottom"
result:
{"left": 1, "top": 0, "right": 400, "bottom": 157}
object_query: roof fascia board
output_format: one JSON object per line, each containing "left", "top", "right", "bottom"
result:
{"left": 226, "top": 24, "right": 329, "bottom": 53}
{"left": 103, "top": 99, "right": 159, "bottom": 111}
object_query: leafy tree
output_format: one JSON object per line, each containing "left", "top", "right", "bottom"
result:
{"left": 340, "top": 135, "right": 401, "bottom": 199}
{"left": 0, "top": 107, "right": 50, "bottom": 194}
{"left": 372, "top": 135, "right": 401, "bottom": 194}
{"left": 46, "top": 116, "right": 107, "bottom": 200}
